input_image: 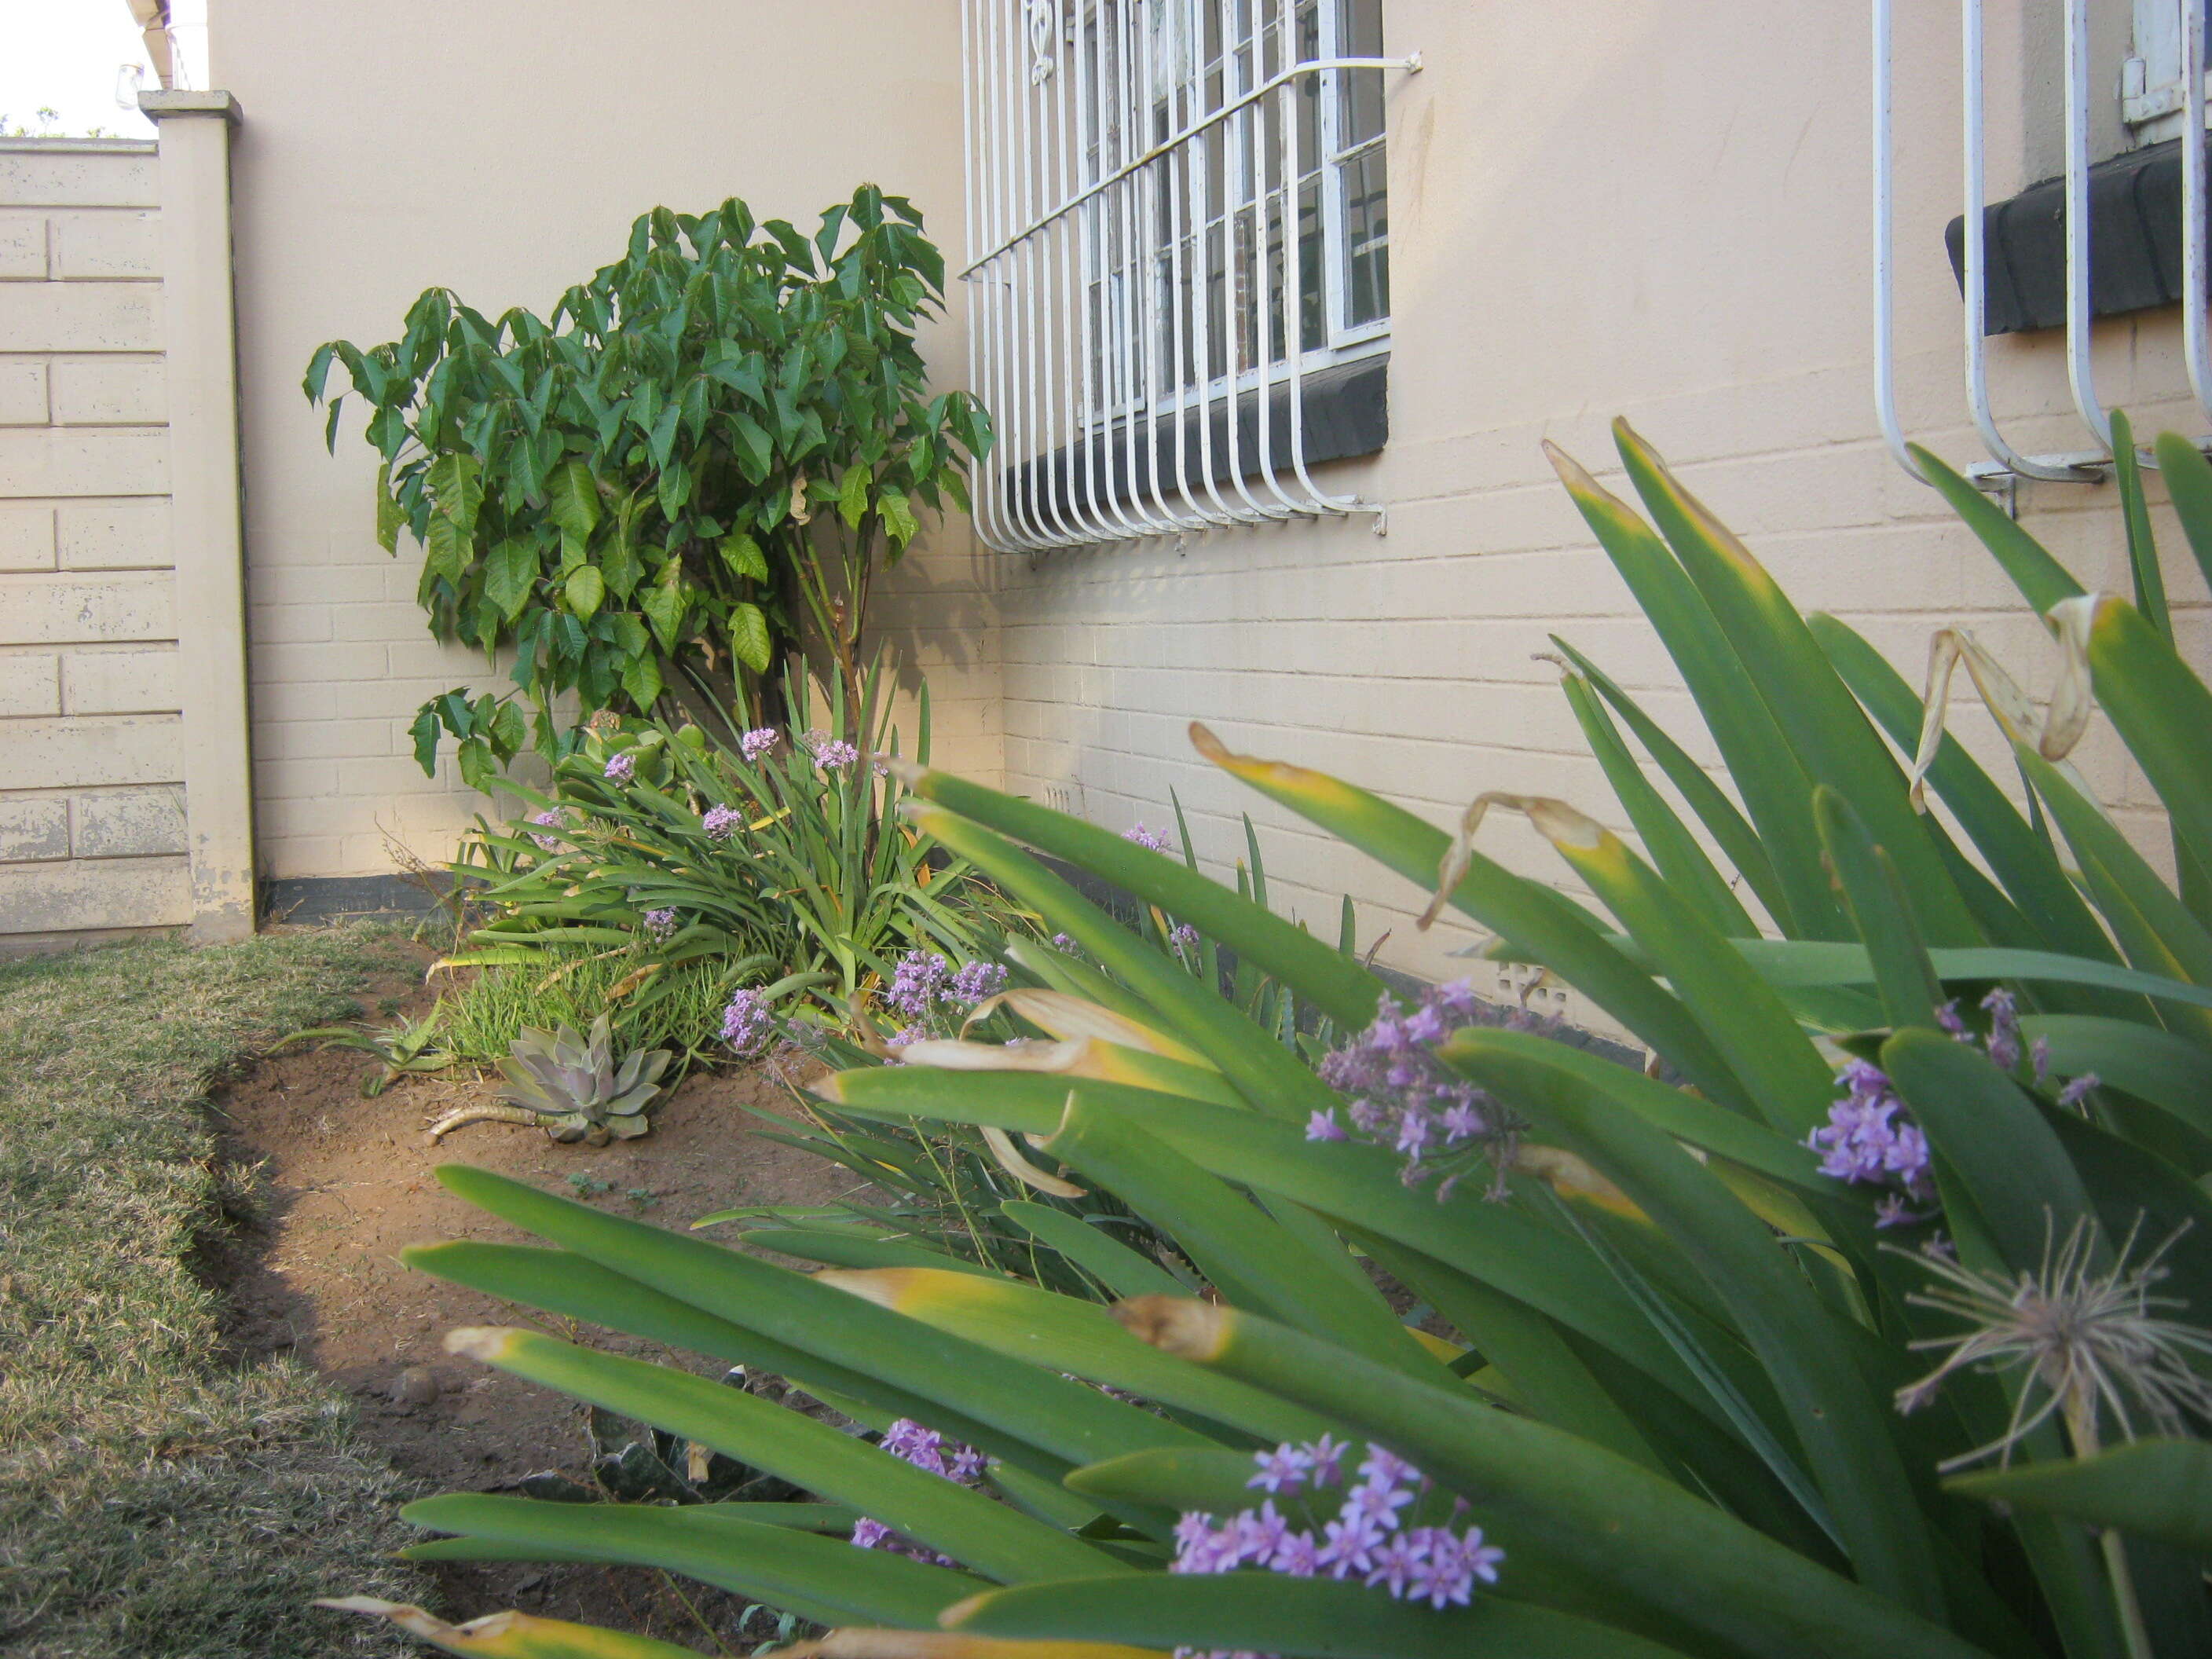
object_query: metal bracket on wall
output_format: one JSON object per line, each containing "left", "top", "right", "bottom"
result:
{"left": 1874, "top": 0, "right": 2212, "bottom": 493}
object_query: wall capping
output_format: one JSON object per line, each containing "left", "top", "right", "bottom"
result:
{"left": 138, "top": 91, "right": 243, "bottom": 126}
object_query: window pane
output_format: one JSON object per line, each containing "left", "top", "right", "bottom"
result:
{"left": 1339, "top": 142, "right": 1388, "bottom": 328}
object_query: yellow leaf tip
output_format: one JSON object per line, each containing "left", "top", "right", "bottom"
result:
{"left": 1111, "top": 1295, "right": 1229, "bottom": 1360}
{"left": 442, "top": 1324, "right": 518, "bottom": 1363}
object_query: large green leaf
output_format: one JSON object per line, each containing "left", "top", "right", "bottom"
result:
{"left": 1190, "top": 727, "right": 1760, "bottom": 1118}
{"left": 1042, "top": 1093, "right": 1435, "bottom": 1378}
{"left": 1545, "top": 442, "right": 1840, "bottom": 939}
{"left": 947, "top": 1573, "right": 1701, "bottom": 1659}
{"left": 814, "top": 1265, "right": 1330, "bottom": 1444}
{"left": 901, "top": 766, "right": 1389, "bottom": 1029}
{"left": 429, "top": 1166, "right": 1208, "bottom": 1481}
{"left": 1946, "top": 1441, "right": 2212, "bottom": 1555}
{"left": 1613, "top": 422, "right": 1977, "bottom": 947}
{"left": 1557, "top": 667, "right": 1756, "bottom": 937}
{"left": 401, "top": 1493, "right": 976, "bottom": 1628}
{"left": 998, "top": 1199, "right": 1188, "bottom": 1298}
{"left": 444, "top": 1326, "right": 1122, "bottom": 1584}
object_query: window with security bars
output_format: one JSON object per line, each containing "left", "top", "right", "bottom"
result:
{"left": 961, "top": 0, "right": 1412, "bottom": 553}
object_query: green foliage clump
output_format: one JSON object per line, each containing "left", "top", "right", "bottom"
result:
{"left": 305, "top": 187, "right": 990, "bottom": 786}
{"left": 339, "top": 419, "right": 2212, "bottom": 1659}
{"left": 452, "top": 665, "right": 1016, "bottom": 1021}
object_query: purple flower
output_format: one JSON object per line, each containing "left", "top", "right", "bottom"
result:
{"left": 721, "top": 988, "right": 773, "bottom": 1055}
{"left": 1809, "top": 1060, "right": 1932, "bottom": 1204}
{"left": 1305, "top": 1108, "right": 1349, "bottom": 1144}
{"left": 1981, "top": 988, "right": 2021, "bottom": 1071}
{"left": 849, "top": 1517, "right": 892, "bottom": 1551}
{"left": 603, "top": 752, "right": 634, "bottom": 783}
{"left": 888, "top": 950, "right": 950, "bottom": 1019}
{"left": 1050, "top": 932, "right": 1079, "bottom": 953}
{"left": 1316, "top": 1511, "right": 1385, "bottom": 1578}
{"left": 1122, "top": 822, "right": 1173, "bottom": 854}
{"left": 1302, "top": 1435, "right": 1349, "bottom": 1488}
{"left": 949, "top": 960, "right": 1009, "bottom": 1005}
{"left": 1364, "top": 1529, "right": 1428, "bottom": 1599}
{"left": 2057, "top": 1071, "right": 2100, "bottom": 1109}
{"left": 740, "top": 727, "right": 778, "bottom": 764}
{"left": 641, "top": 907, "right": 677, "bottom": 940}
{"left": 1233, "top": 1501, "right": 1291, "bottom": 1565}
{"left": 815, "top": 738, "right": 860, "bottom": 771}
{"left": 1170, "top": 922, "right": 1200, "bottom": 961}
{"left": 1345, "top": 1478, "right": 1414, "bottom": 1529}
{"left": 1935, "top": 998, "right": 1968, "bottom": 1038}
{"left": 526, "top": 809, "right": 562, "bottom": 851}
{"left": 1248, "top": 1444, "right": 1312, "bottom": 1494}
{"left": 851, "top": 1418, "right": 988, "bottom": 1564}
{"left": 702, "top": 804, "right": 745, "bottom": 840}
{"left": 1269, "top": 1529, "right": 1322, "bottom": 1577}
{"left": 2031, "top": 1035, "right": 2052, "bottom": 1086}
{"left": 1357, "top": 1446, "right": 1420, "bottom": 1492}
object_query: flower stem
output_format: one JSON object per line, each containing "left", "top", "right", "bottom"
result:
{"left": 2066, "top": 1393, "right": 2154, "bottom": 1659}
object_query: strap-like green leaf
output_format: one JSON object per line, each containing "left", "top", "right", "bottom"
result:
{"left": 1946, "top": 1440, "right": 2212, "bottom": 1555}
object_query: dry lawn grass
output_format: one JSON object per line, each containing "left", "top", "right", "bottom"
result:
{"left": 0, "top": 925, "right": 434, "bottom": 1657}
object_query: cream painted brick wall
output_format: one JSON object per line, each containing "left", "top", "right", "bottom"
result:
{"left": 0, "top": 360, "right": 46, "bottom": 423}
{"left": 0, "top": 651, "right": 59, "bottom": 716}
{"left": 0, "top": 141, "right": 180, "bottom": 937}
{"left": 50, "top": 357, "right": 164, "bottom": 424}
{"left": 63, "top": 646, "right": 178, "bottom": 714}
{"left": 0, "top": 504, "right": 53, "bottom": 569}
{"left": 58, "top": 499, "right": 168, "bottom": 568}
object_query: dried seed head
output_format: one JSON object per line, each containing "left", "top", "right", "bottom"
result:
{"left": 1894, "top": 1214, "right": 2212, "bottom": 1470}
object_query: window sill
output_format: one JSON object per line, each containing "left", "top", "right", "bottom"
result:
{"left": 998, "top": 352, "right": 1388, "bottom": 530}
{"left": 1945, "top": 134, "right": 2208, "bottom": 335}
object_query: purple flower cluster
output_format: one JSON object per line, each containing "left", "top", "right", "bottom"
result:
{"left": 1170, "top": 922, "right": 1200, "bottom": 963}
{"left": 602, "top": 753, "right": 634, "bottom": 783}
{"left": 526, "top": 809, "right": 562, "bottom": 851}
{"left": 721, "top": 988, "right": 773, "bottom": 1056}
{"left": 740, "top": 727, "right": 778, "bottom": 764}
{"left": 641, "top": 907, "right": 678, "bottom": 941}
{"left": 1172, "top": 1438, "right": 1502, "bottom": 1617}
{"left": 1822, "top": 991, "right": 2106, "bottom": 1221}
{"left": 815, "top": 738, "right": 860, "bottom": 771}
{"left": 1050, "top": 932, "right": 1079, "bottom": 953}
{"left": 701, "top": 804, "right": 745, "bottom": 840}
{"left": 1807, "top": 1060, "right": 1934, "bottom": 1221}
{"left": 1122, "top": 822, "right": 1174, "bottom": 854}
{"left": 884, "top": 949, "right": 1009, "bottom": 1040}
{"left": 1312, "top": 982, "right": 1545, "bottom": 1198}
{"left": 850, "top": 1418, "right": 989, "bottom": 1566}
{"left": 1939, "top": 991, "right": 2099, "bottom": 1108}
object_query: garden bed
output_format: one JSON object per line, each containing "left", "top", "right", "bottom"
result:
{"left": 203, "top": 948, "right": 867, "bottom": 1650}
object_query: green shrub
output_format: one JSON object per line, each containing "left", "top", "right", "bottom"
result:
{"left": 337, "top": 421, "right": 2212, "bottom": 1659}
{"left": 305, "top": 188, "right": 990, "bottom": 785}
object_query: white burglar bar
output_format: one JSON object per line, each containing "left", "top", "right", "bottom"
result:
{"left": 1874, "top": 0, "right": 2212, "bottom": 489}
{"left": 962, "top": 0, "right": 1418, "bottom": 553}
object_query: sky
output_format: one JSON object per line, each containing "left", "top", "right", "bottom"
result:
{"left": 0, "top": 0, "right": 208, "bottom": 140}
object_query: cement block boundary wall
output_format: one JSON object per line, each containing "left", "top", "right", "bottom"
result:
{"left": 0, "top": 137, "right": 190, "bottom": 943}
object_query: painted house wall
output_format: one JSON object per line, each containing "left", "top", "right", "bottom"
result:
{"left": 196, "top": 1, "right": 2211, "bottom": 1038}
{"left": 987, "top": 0, "right": 2212, "bottom": 1035}
{"left": 0, "top": 140, "right": 190, "bottom": 943}
{"left": 211, "top": 0, "right": 995, "bottom": 885}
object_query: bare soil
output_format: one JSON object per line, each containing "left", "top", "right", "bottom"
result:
{"left": 200, "top": 950, "right": 862, "bottom": 1651}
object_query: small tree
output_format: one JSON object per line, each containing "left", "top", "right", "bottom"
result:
{"left": 306, "top": 187, "right": 990, "bottom": 786}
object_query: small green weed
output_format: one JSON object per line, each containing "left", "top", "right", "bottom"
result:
{"left": 435, "top": 945, "right": 738, "bottom": 1067}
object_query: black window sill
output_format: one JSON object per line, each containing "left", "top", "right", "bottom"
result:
{"left": 1946, "top": 134, "right": 2210, "bottom": 335}
{"left": 998, "top": 352, "right": 1386, "bottom": 524}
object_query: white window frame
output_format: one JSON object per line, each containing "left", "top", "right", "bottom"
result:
{"left": 2126, "top": 0, "right": 2206, "bottom": 137}
{"left": 961, "top": 0, "right": 1414, "bottom": 554}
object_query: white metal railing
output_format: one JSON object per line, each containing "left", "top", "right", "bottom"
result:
{"left": 961, "top": 0, "right": 1419, "bottom": 553}
{"left": 1873, "top": 0, "right": 2212, "bottom": 489}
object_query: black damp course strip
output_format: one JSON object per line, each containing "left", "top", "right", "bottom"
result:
{"left": 1946, "top": 134, "right": 2212, "bottom": 335}
{"left": 995, "top": 353, "right": 1387, "bottom": 532}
